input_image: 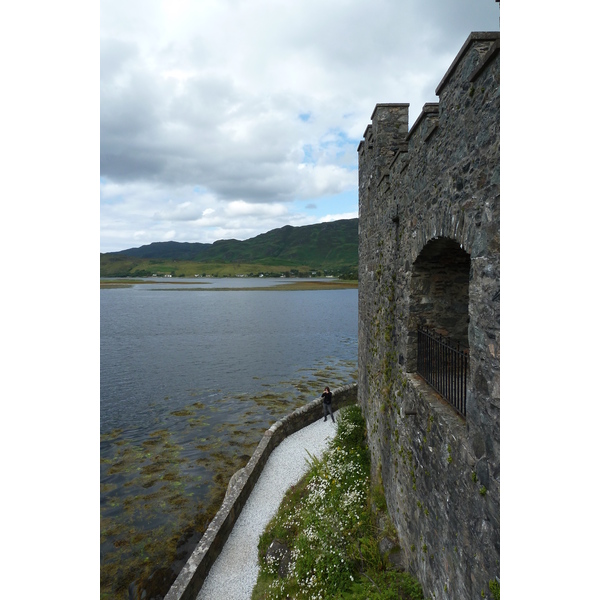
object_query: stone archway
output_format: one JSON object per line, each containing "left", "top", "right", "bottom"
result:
{"left": 405, "top": 237, "right": 471, "bottom": 373}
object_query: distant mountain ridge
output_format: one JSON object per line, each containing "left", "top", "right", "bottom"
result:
{"left": 112, "top": 240, "right": 212, "bottom": 261}
{"left": 101, "top": 218, "right": 358, "bottom": 277}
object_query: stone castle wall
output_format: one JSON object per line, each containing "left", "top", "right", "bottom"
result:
{"left": 357, "top": 32, "right": 500, "bottom": 599}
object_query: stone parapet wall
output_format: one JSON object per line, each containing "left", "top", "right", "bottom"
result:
{"left": 165, "top": 384, "right": 357, "bottom": 600}
{"left": 358, "top": 31, "right": 499, "bottom": 600}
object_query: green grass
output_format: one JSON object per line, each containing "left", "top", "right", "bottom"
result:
{"left": 100, "top": 279, "right": 358, "bottom": 291}
{"left": 252, "top": 404, "right": 424, "bottom": 600}
{"left": 99, "top": 257, "right": 301, "bottom": 278}
{"left": 100, "top": 256, "right": 358, "bottom": 279}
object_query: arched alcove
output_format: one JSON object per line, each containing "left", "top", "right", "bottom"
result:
{"left": 405, "top": 237, "right": 471, "bottom": 373}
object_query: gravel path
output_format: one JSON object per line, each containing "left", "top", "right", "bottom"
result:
{"left": 197, "top": 412, "right": 339, "bottom": 600}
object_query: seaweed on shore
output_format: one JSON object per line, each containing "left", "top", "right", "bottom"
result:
{"left": 100, "top": 362, "right": 357, "bottom": 599}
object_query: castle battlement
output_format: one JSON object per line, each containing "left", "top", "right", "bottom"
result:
{"left": 357, "top": 31, "right": 499, "bottom": 600}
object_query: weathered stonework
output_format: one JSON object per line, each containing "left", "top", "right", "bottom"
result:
{"left": 358, "top": 32, "right": 499, "bottom": 600}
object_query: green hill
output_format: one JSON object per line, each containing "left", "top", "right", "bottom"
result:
{"left": 100, "top": 218, "right": 358, "bottom": 279}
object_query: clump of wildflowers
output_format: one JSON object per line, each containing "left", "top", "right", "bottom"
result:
{"left": 254, "top": 404, "right": 424, "bottom": 599}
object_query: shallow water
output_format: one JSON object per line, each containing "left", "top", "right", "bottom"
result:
{"left": 100, "top": 279, "right": 357, "bottom": 599}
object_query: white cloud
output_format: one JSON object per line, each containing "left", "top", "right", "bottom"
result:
{"left": 225, "top": 201, "right": 287, "bottom": 218}
{"left": 319, "top": 211, "right": 359, "bottom": 223}
{"left": 100, "top": 0, "right": 500, "bottom": 252}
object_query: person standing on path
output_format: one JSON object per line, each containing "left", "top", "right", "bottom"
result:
{"left": 321, "top": 386, "right": 335, "bottom": 422}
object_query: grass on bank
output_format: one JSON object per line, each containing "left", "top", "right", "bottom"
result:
{"left": 252, "top": 404, "right": 424, "bottom": 600}
{"left": 100, "top": 256, "right": 358, "bottom": 280}
{"left": 100, "top": 279, "right": 358, "bottom": 291}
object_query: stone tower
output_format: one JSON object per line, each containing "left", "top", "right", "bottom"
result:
{"left": 358, "top": 32, "right": 500, "bottom": 600}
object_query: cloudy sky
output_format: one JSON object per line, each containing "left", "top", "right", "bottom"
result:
{"left": 7, "top": 5, "right": 600, "bottom": 594}
{"left": 100, "top": 0, "right": 499, "bottom": 253}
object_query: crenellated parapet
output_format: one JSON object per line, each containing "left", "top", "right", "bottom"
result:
{"left": 359, "top": 32, "right": 499, "bottom": 237}
{"left": 358, "top": 31, "right": 499, "bottom": 600}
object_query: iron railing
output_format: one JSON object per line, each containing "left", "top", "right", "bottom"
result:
{"left": 417, "top": 326, "right": 468, "bottom": 417}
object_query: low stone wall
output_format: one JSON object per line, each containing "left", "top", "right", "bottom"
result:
{"left": 164, "top": 383, "right": 357, "bottom": 600}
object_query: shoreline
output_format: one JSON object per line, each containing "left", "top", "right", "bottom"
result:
{"left": 100, "top": 279, "right": 358, "bottom": 291}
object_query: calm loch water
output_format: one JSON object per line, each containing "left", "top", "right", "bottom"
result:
{"left": 100, "top": 278, "right": 357, "bottom": 598}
